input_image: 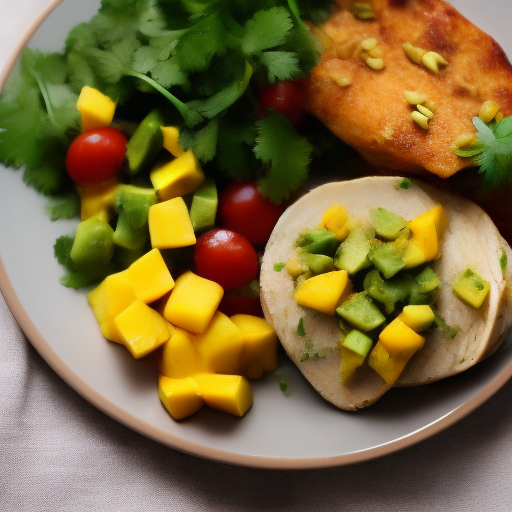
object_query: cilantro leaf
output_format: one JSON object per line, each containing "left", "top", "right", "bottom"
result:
{"left": 255, "top": 111, "right": 313, "bottom": 203}
{"left": 53, "top": 235, "right": 75, "bottom": 272}
{"left": 45, "top": 192, "right": 81, "bottom": 221}
{"left": 260, "top": 51, "right": 300, "bottom": 83}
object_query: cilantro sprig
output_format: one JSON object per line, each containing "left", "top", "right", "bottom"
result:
{"left": 453, "top": 116, "right": 512, "bottom": 189}
{"left": 0, "top": 0, "right": 333, "bottom": 211}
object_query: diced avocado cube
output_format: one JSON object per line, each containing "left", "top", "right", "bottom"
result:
{"left": 126, "top": 109, "right": 164, "bottom": 175}
{"left": 115, "top": 185, "right": 157, "bottom": 228}
{"left": 342, "top": 329, "right": 373, "bottom": 357}
{"left": 295, "top": 228, "right": 340, "bottom": 256}
{"left": 414, "top": 265, "right": 440, "bottom": 293}
{"left": 370, "top": 208, "right": 408, "bottom": 240}
{"left": 189, "top": 177, "right": 218, "bottom": 232}
{"left": 336, "top": 293, "right": 386, "bottom": 332}
{"left": 363, "top": 269, "right": 412, "bottom": 315}
{"left": 70, "top": 213, "right": 115, "bottom": 271}
{"left": 452, "top": 268, "right": 490, "bottom": 308}
{"left": 113, "top": 209, "right": 149, "bottom": 250}
{"left": 334, "top": 226, "right": 371, "bottom": 275}
{"left": 369, "top": 240, "right": 405, "bottom": 279}
{"left": 299, "top": 251, "right": 334, "bottom": 274}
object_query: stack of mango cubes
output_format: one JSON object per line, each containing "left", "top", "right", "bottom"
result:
{"left": 75, "top": 87, "right": 278, "bottom": 420}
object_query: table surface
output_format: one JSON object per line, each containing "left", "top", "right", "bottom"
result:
{"left": 2, "top": 1, "right": 512, "bottom": 511}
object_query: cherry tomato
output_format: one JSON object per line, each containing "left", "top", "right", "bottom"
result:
{"left": 219, "top": 181, "right": 286, "bottom": 246}
{"left": 218, "top": 293, "right": 263, "bottom": 318}
{"left": 66, "top": 127, "right": 127, "bottom": 186}
{"left": 194, "top": 228, "right": 259, "bottom": 291}
{"left": 258, "top": 80, "right": 305, "bottom": 127}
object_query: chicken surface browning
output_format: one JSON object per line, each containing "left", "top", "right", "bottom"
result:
{"left": 305, "top": 0, "right": 512, "bottom": 178}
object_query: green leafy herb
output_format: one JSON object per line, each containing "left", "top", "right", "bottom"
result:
{"left": 274, "top": 262, "right": 286, "bottom": 272}
{"left": 396, "top": 177, "right": 412, "bottom": 190}
{"left": 296, "top": 317, "right": 326, "bottom": 361}
{"left": 276, "top": 372, "right": 289, "bottom": 394}
{"left": 433, "top": 313, "right": 460, "bottom": 340}
{"left": 500, "top": 248, "right": 508, "bottom": 277}
{"left": 453, "top": 116, "right": 512, "bottom": 189}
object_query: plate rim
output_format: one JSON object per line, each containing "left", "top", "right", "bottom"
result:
{"left": 2, "top": 0, "right": 512, "bottom": 470}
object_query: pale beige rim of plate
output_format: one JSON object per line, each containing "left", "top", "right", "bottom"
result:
{"left": 2, "top": 0, "right": 512, "bottom": 470}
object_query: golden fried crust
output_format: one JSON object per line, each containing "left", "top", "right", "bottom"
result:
{"left": 305, "top": 0, "right": 512, "bottom": 178}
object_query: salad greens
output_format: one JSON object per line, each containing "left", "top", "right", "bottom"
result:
{"left": 0, "top": 0, "right": 334, "bottom": 215}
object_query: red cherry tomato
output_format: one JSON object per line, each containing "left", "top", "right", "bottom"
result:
{"left": 194, "top": 229, "right": 259, "bottom": 291}
{"left": 66, "top": 127, "right": 127, "bottom": 186}
{"left": 218, "top": 293, "right": 263, "bottom": 318}
{"left": 258, "top": 80, "right": 305, "bottom": 127}
{"left": 219, "top": 181, "right": 286, "bottom": 246}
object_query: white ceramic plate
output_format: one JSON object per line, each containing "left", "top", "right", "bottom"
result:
{"left": 2, "top": 0, "right": 512, "bottom": 470}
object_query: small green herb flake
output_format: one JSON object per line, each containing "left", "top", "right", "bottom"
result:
{"left": 274, "top": 262, "right": 286, "bottom": 272}
{"left": 297, "top": 317, "right": 306, "bottom": 337}
{"left": 396, "top": 178, "right": 412, "bottom": 190}
{"left": 276, "top": 372, "right": 289, "bottom": 394}
{"left": 433, "top": 313, "right": 460, "bottom": 340}
{"left": 500, "top": 248, "right": 508, "bottom": 277}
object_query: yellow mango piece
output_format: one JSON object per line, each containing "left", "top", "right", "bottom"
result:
{"left": 161, "top": 126, "right": 185, "bottom": 157}
{"left": 127, "top": 248, "right": 174, "bottom": 303}
{"left": 340, "top": 345, "right": 366, "bottom": 383}
{"left": 231, "top": 314, "right": 278, "bottom": 379}
{"left": 158, "top": 375, "right": 204, "bottom": 420}
{"left": 150, "top": 150, "right": 205, "bottom": 201}
{"left": 113, "top": 299, "right": 171, "bottom": 358}
{"left": 378, "top": 316, "right": 425, "bottom": 357}
{"left": 159, "top": 328, "right": 205, "bottom": 378}
{"left": 148, "top": 197, "right": 196, "bottom": 249}
{"left": 321, "top": 204, "right": 351, "bottom": 240}
{"left": 87, "top": 271, "right": 137, "bottom": 342}
{"left": 403, "top": 242, "right": 426, "bottom": 269}
{"left": 77, "top": 176, "right": 119, "bottom": 221}
{"left": 193, "top": 311, "right": 246, "bottom": 375}
{"left": 163, "top": 271, "right": 224, "bottom": 334}
{"left": 294, "top": 270, "right": 352, "bottom": 315}
{"left": 76, "top": 86, "right": 116, "bottom": 132}
{"left": 368, "top": 341, "right": 411, "bottom": 385}
{"left": 399, "top": 305, "right": 435, "bottom": 332}
{"left": 192, "top": 373, "right": 253, "bottom": 417}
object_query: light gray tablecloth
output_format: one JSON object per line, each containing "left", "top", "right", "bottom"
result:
{"left": 2, "top": 1, "right": 512, "bottom": 511}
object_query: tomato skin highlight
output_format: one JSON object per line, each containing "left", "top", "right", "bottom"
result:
{"left": 219, "top": 181, "right": 286, "bottom": 246}
{"left": 66, "top": 127, "right": 128, "bottom": 186}
{"left": 258, "top": 80, "right": 305, "bottom": 127}
{"left": 194, "top": 228, "right": 259, "bottom": 291}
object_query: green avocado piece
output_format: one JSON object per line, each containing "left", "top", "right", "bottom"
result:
{"left": 126, "top": 109, "right": 164, "bottom": 175}
{"left": 189, "top": 177, "right": 218, "bottom": 232}
{"left": 334, "top": 226, "right": 371, "bottom": 275}
{"left": 369, "top": 240, "right": 405, "bottom": 279}
{"left": 342, "top": 329, "right": 373, "bottom": 357}
{"left": 295, "top": 228, "right": 340, "bottom": 256}
{"left": 363, "top": 269, "right": 412, "bottom": 315}
{"left": 336, "top": 293, "right": 386, "bottom": 332}
{"left": 113, "top": 209, "right": 149, "bottom": 250}
{"left": 115, "top": 184, "right": 157, "bottom": 228}
{"left": 414, "top": 265, "right": 440, "bottom": 293}
{"left": 452, "top": 268, "right": 490, "bottom": 308}
{"left": 299, "top": 251, "right": 334, "bottom": 274}
{"left": 70, "top": 213, "right": 115, "bottom": 271}
{"left": 370, "top": 208, "right": 408, "bottom": 240}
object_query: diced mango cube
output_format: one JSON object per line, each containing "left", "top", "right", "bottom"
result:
{"left": 148, "top": 197, "right": 196, "bottom": 249}
{"left": 399, "top": 305, "right": 435, "bottom": 332}
{"left": 321, "top": 204, "right": 351, "bottom": 240}
{"left": 378, "top": 316, "right": 425, "bottom": 358}
{"left": 161, "top": 126, "right": 185, "bottom": 157}
{"left": 452, "top": 268, "right": 491, "bottom": 308}
{"left": 127, "top": 248, "right": 174, "bottom": 303}
{"left": 87, "top": 271, "right": 137, "bottom": 342}
{"left": 158, "top": 375, "right": 204, "bottom": 420}
{"left": 368, "top": 341, "right": 411, "bottom": 385}
{"left": 150, "top": 150, "right": 205, "bottom": 201}
{"left": 77, "top": 176, "right": 119, "bottom": 221}
{"left": 163, "top": 271, "right": 224, "bottom": 334}
{"left": 76, "top": 86, "right": 116, "bottom": 132}
{"left": 231, "top": 314, "right": 278, "bottom": 379}
{"left": 340, "top": 345, "right": 366, "bottom": 383}
{"left": 113, "top": 299, "right": 171, "bottom": 358}
{"left": 193, "top": 311, "right": 246, "bottom": 375}
{"left": 191, "top": 373, "right": 253, "bottom": 417}
{"left": 294, "top": 270, "right": 352, "bottom": 315}
{"left": 160, "top": 328, "right": 205, "bottom": 378}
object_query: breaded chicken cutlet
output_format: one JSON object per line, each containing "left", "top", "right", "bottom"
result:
{"left": 305, "top": 0, "right": 512, "bottom": 178}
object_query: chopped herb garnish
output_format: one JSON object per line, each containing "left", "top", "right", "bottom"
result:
{"left": 274, "top": 262, "right": 286, "bottom": 272}
{"left": 297, "top": 317, "right": 306, "bottom": 337}
{"left": 500, "top": 248, "right": 508, "bottom": 277}
{"left": 296, "top": 317, "right": 325, "bottom": 361}
{"left": 434, "top": 313, "right": 460, "bottom": 340}
{"left": 453, "top": 116, "right": 512, "bottom": 189}
{"left": 276, "top": 372, "right": 289, "bottom": 394}
{"left": 396, "top": 177, "right": 412, "bottom": 190}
